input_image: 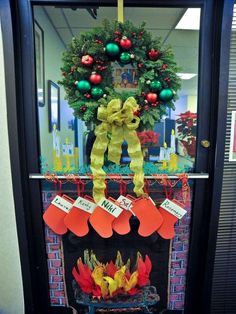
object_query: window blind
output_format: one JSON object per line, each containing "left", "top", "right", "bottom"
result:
{"left": 211, "top": 4, "right": 236, "bottom": 313}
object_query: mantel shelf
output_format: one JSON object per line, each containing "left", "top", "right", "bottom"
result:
{"left": 29, "top": 173, "right": 209, "bottom": 180}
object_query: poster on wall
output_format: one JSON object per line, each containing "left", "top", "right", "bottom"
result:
{"left": 229, "top": 111, "right": 236, "bottom": 161}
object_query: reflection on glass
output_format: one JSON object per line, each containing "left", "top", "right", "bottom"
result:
{"left": 51, "top": 87, "right": 58, "bottom": 125}
{"left": 35, "top": 6, "right": 199, "bottom": 174}
{"left": 34, "top": 21, "right": 44, "bottom": 106}
{"left": 48, "top": 81, "right": 60, "bottom": 132}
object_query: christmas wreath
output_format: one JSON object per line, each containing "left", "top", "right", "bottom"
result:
{"left": 59, "top": 20, "right": 181, "bottom": 130}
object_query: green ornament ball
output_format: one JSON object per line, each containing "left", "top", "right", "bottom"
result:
{"left": 105, "top": 43, "right": 120, "bottom": 57}
{"left": 120, "top": 52, "right": 131, "bottom": 64}
{"left": 91, "top": 87, "right": 104, "bottom": 100}
{"left": 150, "top": 80, "right": 162, "bottom": 92}
{"left": 159, "top": 88, "right": 174, "bottom": 102}
{"left": 76, "top": 80, "right": 91, "bottom": 93}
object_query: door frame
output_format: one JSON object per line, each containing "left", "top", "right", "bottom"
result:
{"left": 1, "top": 0, "right": 234, "bottom": 313}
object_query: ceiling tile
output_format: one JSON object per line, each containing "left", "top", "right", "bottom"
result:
{"left": 44, "top": 6, "right": 66, "bottom": 28}
{"left": 39, "top": 5, "right": 201, "bottom": 95}
{"left": 57, "top": 28, "right": 73, "bottom": 46}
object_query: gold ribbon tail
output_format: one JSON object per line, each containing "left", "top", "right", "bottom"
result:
{"left": 108, "top": 124, "right": 124, "bottom": 164}
{"left": 107, "top": 99, "right": 123, "bottom": 164}
{"left": 90, "top": 123, "right": 109, "bottom": 202}
{"left": 91, "top": 97, "right": 145, "bottom": 200}
{"left": 124, "top": 126, "right": 145, "bottom": 196}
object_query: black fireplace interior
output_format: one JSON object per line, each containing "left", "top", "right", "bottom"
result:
{"left": 62, "top": 218, "right": 170, "bottom": 313}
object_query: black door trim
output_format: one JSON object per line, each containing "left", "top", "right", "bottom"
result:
{"left": 0, "top": 0, "right": 35, "bottom": 312}
{"left": 202, "top": 1, "right": 234, "bottom": 313}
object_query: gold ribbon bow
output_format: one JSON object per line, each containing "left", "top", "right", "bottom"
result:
{"left": 90, "top": 97, "right": 145, "bottom": 202}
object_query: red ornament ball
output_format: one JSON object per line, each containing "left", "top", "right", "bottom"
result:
{"left": 120, "top": 37, "right": 132, "bottom": 50}
{"left": 84, "top": 93, "right": 91, "bottom": 99}
{"left": 89, "top": 73, "right": 102, "bottom": 84}
{"left": 81, "top": 55, "right": 93, "bottom": 66}
{"left": 138, "top": 63, "right": 143, "bottom": 69}
{"left": 95, "top": 39, "right": 103, "bottom": 45}
{"left": 162, "top": 64, "right": 168, "bottom": 69}
{"left": 144, "top": 105, "right": 149, "bottom": 111}
{"left": 146, "top": 92, "right": 158, "bottom": 103}
{"left": 148, "top": 49, "right": 160, "bottom": 61}
{"left": 97, "top": 65, "right": 107, "bottom": 71}
{"left": 80, "top": 106, "right": 87, "bottom": 112}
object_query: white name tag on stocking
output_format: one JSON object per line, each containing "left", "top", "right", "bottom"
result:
{"left": 116, "top": 195, "right": 135, "bottom": 216}
{"left": 74, "top": 197, "right": 96, "bottom": 214}
{"left": 51, "top": 195, "right": 73, "bottom": 214}
{"left": 116, "top": 196, "right": 133, "bottom": 210}
{"left": 98, "top": 198, "right": 123, "bottom": 218}
{"left": 160, "top": 199, "right": 187, "bottom": 219}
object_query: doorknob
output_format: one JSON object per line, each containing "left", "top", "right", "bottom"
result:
{"left": 201, "top": 140, "right": 210, "bottom": 148}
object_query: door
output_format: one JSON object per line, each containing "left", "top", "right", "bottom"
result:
{"left": 6, "top": 0, "right": 234, "bottom": 313}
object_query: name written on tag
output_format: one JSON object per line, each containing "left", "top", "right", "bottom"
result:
{"left": 98, "top": 198, "right": 123, "bottom": 218}
{"left": 116, "top": 196, "right": 133, "bottom": 211}
{"left": 74, "top": 197, "right": 96, "bottom": 214}
{"left": 51, "top": 196, "right": 73, "bottom": 214}
{"left": 160, "top": 199, "right": 187, "bottom": 219}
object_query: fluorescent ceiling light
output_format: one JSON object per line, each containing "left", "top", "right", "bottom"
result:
{"left": 177, "top": 73, "right": 197, "bottom": 80}
{"left": 175, "top": 8, "right": 201, "bottom": 30}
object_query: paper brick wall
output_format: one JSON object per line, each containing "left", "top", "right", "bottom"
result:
{"left": 43, "top": 192, "right": 67, "bottom": 307}
{"left": 42, "top": 188, "right": 192, "bottom": 311}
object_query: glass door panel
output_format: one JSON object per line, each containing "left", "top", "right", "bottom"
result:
{"left": 35, "top": 6, "right": 199, "bottom": 174}
{"left": 33, "top": 4, "right": 200, "bottom": 313}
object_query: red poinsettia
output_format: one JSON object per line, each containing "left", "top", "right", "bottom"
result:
{"left": 176, "top": 111, "right": 197, "bottom": 157}
{"left": 137, "top": 131, "right": 160, "bottom": 146}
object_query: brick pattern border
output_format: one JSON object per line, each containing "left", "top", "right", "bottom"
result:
{"left": 43, "top": 192, "right": 67, "bottom": 306}
{"left": 42, "top": 189, "right": 191, "bottom": 310}
{"left": 169, "top": 210, "right": 190, "bottom": 309}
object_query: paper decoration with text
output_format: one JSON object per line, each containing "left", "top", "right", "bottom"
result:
{"left": 89, "top": 197, "right": 123, "bottom": 238}
{"left": 131, "top": 197, "right": 163, "bottom": 237}
{"left": 64, "top": 196, "right": 97, "bottom": 237}
{"left": 112, "top": 195, "right": 133, "bottom": 235}
{"left": 43, "top": 194, "right": 74, "bottom": 235}
{"left": 157, "top": 198, "right": 187, "bottom": 239}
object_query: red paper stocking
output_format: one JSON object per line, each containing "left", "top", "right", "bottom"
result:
{"left": 131, "top": 197, "right": 163, "bottom": 237}
{"left": 89, "top": 197, "right": 123, "bottom": 238}
{"left": 43, "top": 194, "right": 74, "bottom": 235}
{"left": 156, "top": 177, "right": 187, "bottom": 239}
{"left": 112, "top": 195, "right": 133, "bottom": 235}
{"left": 157, "top": 199, "right": 187, "bottom": 239}
{"left": 157, "top": 206, "right": 178, "bottom": 239}
{"left": 64, "top": 195, "right": 96, "bottom": 237}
